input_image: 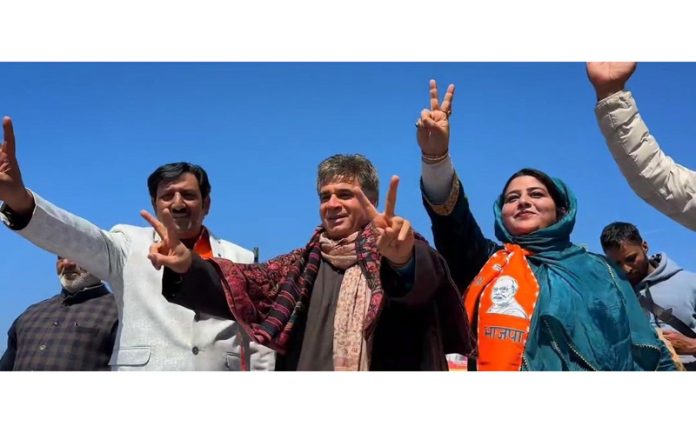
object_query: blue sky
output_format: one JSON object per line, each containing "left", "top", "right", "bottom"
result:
{"left": 2, "top": 62, "right": 696, "bottom": 351}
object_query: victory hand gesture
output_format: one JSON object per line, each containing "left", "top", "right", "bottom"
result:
{"left": 355, "top": 175, "right": 415, "bottom": 267}
{"left": 141, "top": 208, "right": 193, "bottom": 274}
{"left": 416, "top": 79, "right": 455, "bottom": 160}
{"left": 0, "top": 117, "right": 33, "bottom": 214}
{"left": 586, "top": 62, "right": 637, "bottom": 101}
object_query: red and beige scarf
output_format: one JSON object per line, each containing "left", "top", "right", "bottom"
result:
{"left": 319, "top": 232, "right": 372, "bottom": 371}
{"left": 208, "top": 223, "right": 386, "bottom": 371}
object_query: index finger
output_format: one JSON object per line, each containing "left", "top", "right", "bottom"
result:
{"left": 440, "top": 84, "right": 455, "bottom": 114}
{"left": 2, "top": 116, "right": 16, "bottom": 158}
{"left": 140, "top": 209, "right": 174, "bottom": 245}
{"left": 429, "top": 79, "right": 440, "bottom": 111}
{"left": 384, "top": 175, "right": 399, "bottom": 220}
{"left": 353, "top": 186, "right": 379, "bottom": 220}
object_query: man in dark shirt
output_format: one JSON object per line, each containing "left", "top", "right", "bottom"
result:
{"left": 143, "top": 154, "right": 473, "bottom": 371}
{"left": 0, "top": 256, "right": 118, "bottom": 371}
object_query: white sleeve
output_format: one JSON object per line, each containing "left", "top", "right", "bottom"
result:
{"left": 421, "top": 155, "right": 456, "bottom": 205}
{"left": 13, "top": 191, "right": 129, "bottom": 287}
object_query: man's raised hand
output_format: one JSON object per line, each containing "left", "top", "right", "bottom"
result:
{"left": 0, "top": 117, "right": 34, "bottom": 214}
{"left": 586, "top": 62, "right": 637, "bottom": 101}
{"left": 140, "top": 208, "right": 193, "bottom": 274}
{"left": 354, "top": 175, "right": 415, "bottom": 267}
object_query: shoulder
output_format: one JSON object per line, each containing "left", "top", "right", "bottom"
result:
{"left": 18, "top": 294, "right": 62, "bottom": 318}
{"left": 572, "top": 250, "right": 623, "bottom": 280}
{"left": 667, "top": 267, "right": 696, "bottom": 289}
{"left": 208, "top": 231, "right": 255, "bottom": 263}
{"left": 109, "top": 224, "right": 153, "bottom": 236}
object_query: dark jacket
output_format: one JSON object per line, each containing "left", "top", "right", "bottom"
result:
{"left": 0, "top": 284, "right": 118, "bottom": 371}
{"left": 162, "top": 236, "right": 472, "bottom": 371}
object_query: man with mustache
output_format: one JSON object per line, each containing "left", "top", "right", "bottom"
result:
{"left": 0, "top": 257, "right": 117, "bottom": 371}
{"left": 143, "top": 154, "right": 472, "bottom": 370}
{"left": 0, "top": 117, "right": 275, "bottom": 371}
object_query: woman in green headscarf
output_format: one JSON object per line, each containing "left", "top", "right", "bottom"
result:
{"left": 415, "top": 80, "right": 676, "bottom": 371}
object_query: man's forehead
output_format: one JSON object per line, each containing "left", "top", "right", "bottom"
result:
{"left": 319, "top": 177, "right": 360, "bottom": 192}
{"left": 616, "top": 241, "right": 643, "bottom": 253}
{"left": 157, "top": 173, "right": 200, "bottom": 192}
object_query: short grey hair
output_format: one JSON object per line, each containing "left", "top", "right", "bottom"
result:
{"left": 317, "top": 154, "right": 379, "bottom": 205}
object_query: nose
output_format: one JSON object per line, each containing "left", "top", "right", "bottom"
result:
{"left": 517, "top": 193, "right": 531, "bottom": 208}
{"left": 621, "top": 263, "right": 632, "bottom": 275}
{"left": 58, "top": 258, "right": 76, "bottom": 272}
{"left": 171, "top": 192, "right": 186, "bottom": 210}
{"left": 326, "top": 194, "right": 341, "bottom": 208}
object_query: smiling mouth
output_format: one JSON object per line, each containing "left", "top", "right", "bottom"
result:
{"left": 515, "top": 211, "right": 536, "bottom": 218}
{"left": 171, "top": 215, "right": 192, "bottom": 230}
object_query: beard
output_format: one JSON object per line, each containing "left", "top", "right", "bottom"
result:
{"left": 59, "top": 269, "right": 102, "bottom": 293}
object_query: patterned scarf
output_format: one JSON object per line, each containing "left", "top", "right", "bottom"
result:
{"left": 208, "top": 223, "right": 386, "bottom": 370}
{"left": 319, "top": 232, "right": 372, "bottom": 371}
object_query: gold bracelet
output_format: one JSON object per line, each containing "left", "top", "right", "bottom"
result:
{"left": 421, "top": 152, "right": 449, "bottom": 164}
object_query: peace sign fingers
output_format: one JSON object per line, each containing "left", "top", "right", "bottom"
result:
{"left": 440, "top": 83, "right": 455, "bottom": 116}
{"left": 429, "top": 79, "right": 442, "bottom": 111}
{"left": 429, "top": 80, "right": 455, "bottom": 116}
{"left": 353, "top": 185, "right": 380, "bottom": 221}
{"left": 141, "top": 209, "right": 175, "bottom": 247}
{"left": 383, "top": 175, "right": 399, "bottom": 222}
{"left": 376, "top": 215, "right": 415, "bottom": 267}
{"left": 417, "top": 80, "right": 455, "bottom": 158}
{"left": 140, "top": 209, "right": 192, "bottom": 273}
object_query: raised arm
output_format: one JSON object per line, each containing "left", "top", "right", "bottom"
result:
{"left": 415, "top": 80, "right": 498, "bottom": 291}
{"left": 587, "top": 62, "right": 696, "bottom": 231}
{"left": 0, "top": 117, "right": 127, "bottom": 284}
{"left": 0, "top": 117, "right": 36, "bottom": 215}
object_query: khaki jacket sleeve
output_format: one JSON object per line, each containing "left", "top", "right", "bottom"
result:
{"left": 595, "top": 90, "right": 696, "bottom": 230}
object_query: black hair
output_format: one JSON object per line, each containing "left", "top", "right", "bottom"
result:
{"left": 600, "top": 221, "right": 644, "bottom": 250}
{"left": 147, "top": 162, "right": 211, "bottom": 200}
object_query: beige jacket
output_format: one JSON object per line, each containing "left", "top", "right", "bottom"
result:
{"left": 6, "top": 192, "right": 276, "bottom": 371}
{"left": 595, "top": 90, "right": 696, "bottom": 230}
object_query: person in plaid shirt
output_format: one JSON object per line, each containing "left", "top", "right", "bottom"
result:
{"left": 0, "top": 256, "right": 118, "bottom": 371}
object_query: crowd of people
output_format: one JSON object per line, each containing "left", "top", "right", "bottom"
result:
{"left": 0, "top": 62, "right": 694, "bottom": 371}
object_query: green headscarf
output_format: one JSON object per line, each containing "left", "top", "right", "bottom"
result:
{"left": 492, "top": 173, "right": 672, "bottom": 371}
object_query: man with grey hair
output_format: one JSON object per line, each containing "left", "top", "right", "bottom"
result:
{"left": 0, "top": 257, "right": 118, "bottom": 371}
{"left": 143, "top": 153, "right": 473, "bottom": 371}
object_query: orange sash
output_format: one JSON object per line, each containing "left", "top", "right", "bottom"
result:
{"left": 464, "top": 244, "right": 540, "bottom": 371}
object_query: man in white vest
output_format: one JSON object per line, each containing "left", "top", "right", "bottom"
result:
{"left": 0, "top": 116, "right": 275, "bottom": 371}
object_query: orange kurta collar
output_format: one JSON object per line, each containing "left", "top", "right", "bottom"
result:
{"left": 193, "top": 227, "right": 213, "bottom": 259}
